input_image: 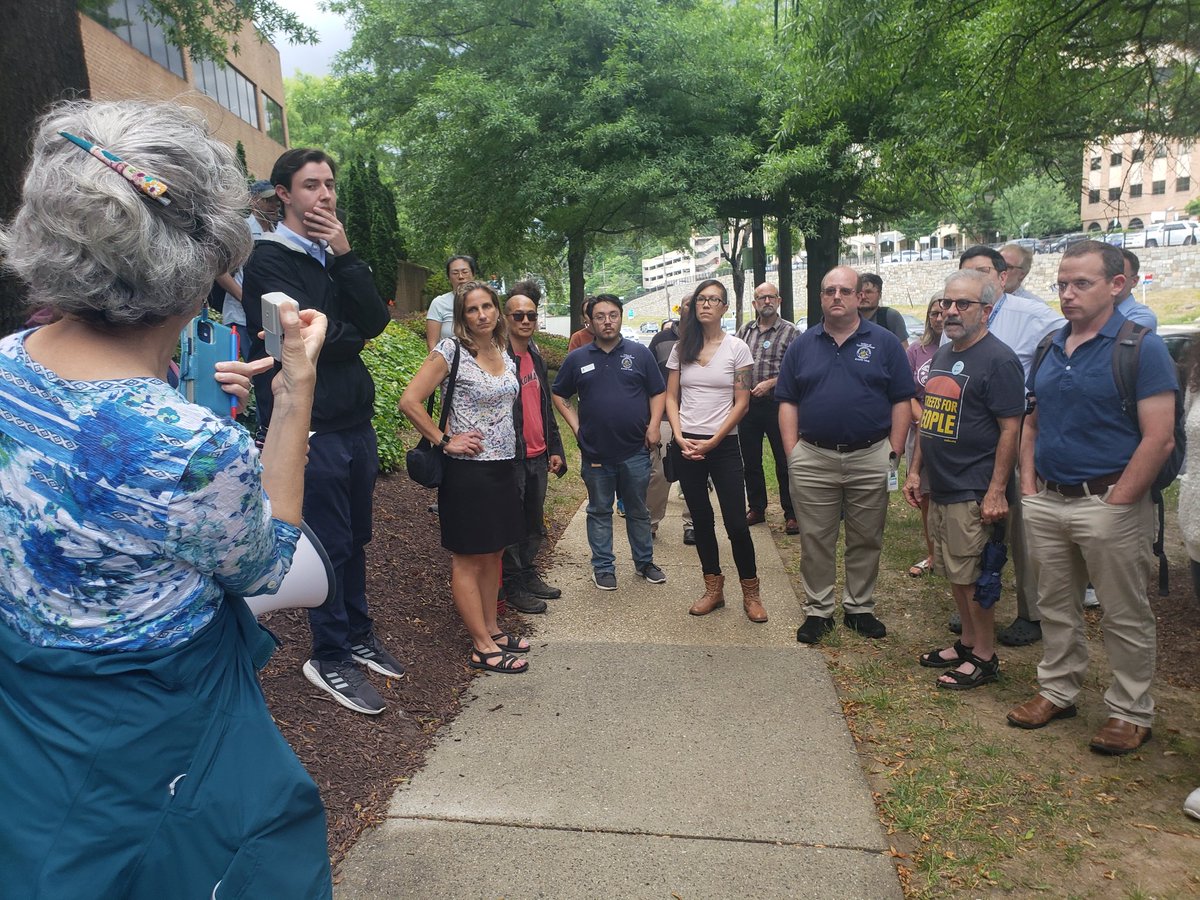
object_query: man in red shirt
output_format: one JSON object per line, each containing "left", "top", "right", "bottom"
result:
{"left": 566, "top": 297, "right": 596, "bottom": 351}
{"left": 504, "top": 281, "right": 567, "bottom": 612}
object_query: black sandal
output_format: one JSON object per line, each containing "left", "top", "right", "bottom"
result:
{"left": 469, "top": 649, "right": 528, "bottom": 674}
{"left": 919, "top": 639, "right": 974, "bottom": 669}
{"left": 936, "top": 652, "right": 999, "bottom": 690}
{"left": 491, "top": 632, "right": 530, "bottom": 654}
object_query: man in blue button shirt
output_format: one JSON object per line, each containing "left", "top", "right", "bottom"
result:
{"left": 1007, "top": 241, "right": 1176, "bottom": 756}
{"left": 553, "top": 295, "right": 667, "bottom": 591}
{"left": 1115, "top": 249, "right": 1158, "bottom": 331}
{"left": 777, "top": 266, "right": 915, "bottom": 643}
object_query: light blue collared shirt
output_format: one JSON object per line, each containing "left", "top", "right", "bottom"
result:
{"left": 1117, "top": 295, "right": 1158, "bottom": 331}
{"left": 275, "top": 222, "right": 328, "bottom": 268}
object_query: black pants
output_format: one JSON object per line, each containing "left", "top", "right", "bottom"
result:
{"left": 673, "top": 433, "right": 757, "bottom": 579}
{"left": 737, "top": 396, "right": 794, "bottom": 518}
{"left": 503, "top": 452, "right": 549, "bottom": 589}
{"left": 303, "top": 421, "right": 378, "bottom": 662}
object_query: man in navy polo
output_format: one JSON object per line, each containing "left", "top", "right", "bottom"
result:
{"left": 777, "top": 265, "right": 915, "bottom": 644}
{"left": 553, "top": 295, "right": 667, "bottom": 591}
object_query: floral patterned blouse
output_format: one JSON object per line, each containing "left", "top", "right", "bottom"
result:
{"left": 0, "top": 330, "right": 299, "bottom": 651}
{"left": 436, "top": 338, "right": 518, "bottom": 461}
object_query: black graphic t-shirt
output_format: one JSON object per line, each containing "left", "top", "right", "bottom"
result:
{"left": 919, "top": 332, "right": 1025, "bottom": 504}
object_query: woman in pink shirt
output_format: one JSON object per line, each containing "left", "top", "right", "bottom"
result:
{"left": 904, "top": 294, "right": 945, "bottom": 577}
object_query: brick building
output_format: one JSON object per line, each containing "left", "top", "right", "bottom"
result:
{"left": 80, "top": 1, "right": 288, "bottom": 178}
{"left": 1082, "top": 135, "right": 1198, "bottom": 233}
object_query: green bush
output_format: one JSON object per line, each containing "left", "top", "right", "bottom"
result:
{"left": 362, "top": 319, "right": 433, "bottom": 473}
{"left": 533, "top": 331, "right": 569, "bottom": 370}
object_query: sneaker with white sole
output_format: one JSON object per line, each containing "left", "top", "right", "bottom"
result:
{"left": 350, "top": 634, "right": 405, "bottom": 678}
{"left": 1083, "top": 587, "right": 1100, "bottom": 609}
{"left": 592, "top": 570, "right": 617, "bottom": 591}
{"left": 303, "top": 659, "right": 385, "bottom": 715}
{"left": 637, "top": 563, "right": 667, "bottom": 584}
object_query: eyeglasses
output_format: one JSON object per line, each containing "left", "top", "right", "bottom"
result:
{"left": 591, "top": 312, "right": 622, "bottom": 322}
{"left": 821, "top": 286, "right": 857, "bottom": 297}
{"left": 1052, "top": 279, "right": 1103, "bottom": 294}
{"left": 508, "top": 311, "right": 538, "bottom": 322}
{"left": 755, "top": 293, "right": 780, "bottom": 302}
{"left": 695, "top": 295, "right": 727, "bottom": 306}
{"left": 937, "top": 298, "right": 986, "bottom": 311}
{"left": 962, "top": 265, "right": 997, "bottom": 277}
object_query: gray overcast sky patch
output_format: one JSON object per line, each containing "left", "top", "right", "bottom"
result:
{"left": 271, "top": 0, "right": 353, "bottom": 77}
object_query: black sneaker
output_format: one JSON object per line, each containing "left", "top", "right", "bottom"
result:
{"left": 302, "top": 659, "right": 385, "bottom": 715}
{"left": 506, "top": 587, "right": 548, "bottom": 614}
{"left": 636, "top": 563, "right": 667, "bottom": 584}
{"left": 592, "top": 571, "right": 617, "bottom": 591}
{"left": 350, "top": 634, "right": 405, "bottom": 678}
{"left": 683, "top": 527, "right": 696, "bottom": 546}
{"left": 844, "top": 612, "right": 887, "bottom": 639}
{"left": 525, "top": 572, "right": 562, "bottom": 599}
{"left": 796, "top": 615, "right": 835, "bottom": 644}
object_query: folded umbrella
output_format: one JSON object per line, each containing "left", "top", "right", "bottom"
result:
{"left": 974, "top": 521, "right": 1008, "bottom": 609}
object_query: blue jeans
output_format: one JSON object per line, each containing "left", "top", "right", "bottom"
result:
{"left": 581, "top": 450, "right": 654, "bottom": 574}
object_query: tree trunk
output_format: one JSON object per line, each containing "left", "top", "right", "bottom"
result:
{"left": 721, "top": 218, "right": 747, "bottom": 327}
{"left": 1, "top": 1, "right": 90, "bottom": 335}
{"left": 567, "top": 234, "right": 587, "bottom": 334}
{"left": 776, "top": 215, "right": 794, "bottom": 323}
{"left": 751, "top": 216, "right": 767, "bottom": 288}
{"left": 804, "top": 213, "right": 842, "bottom": 325}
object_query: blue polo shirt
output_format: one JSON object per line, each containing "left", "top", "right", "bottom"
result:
{"left": 1030, "top": 311, "right": 1177, "bottom": 483}
{"left": 552, "top": 338, "right": 666, "bottom": 464}
{"left": 775, "top": 318, "right": 915, "bottom": 445}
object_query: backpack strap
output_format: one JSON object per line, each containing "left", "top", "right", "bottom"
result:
{"left": 1025, "top": 331, "right": 1057, "bottom": 413}
{"left": 1111, "top": 318, "right": 1148, "bottom": 428}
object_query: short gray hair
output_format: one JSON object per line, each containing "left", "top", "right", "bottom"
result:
{"left": 944, "top": 269, "right": 999, "bottom": 307}
{"left": 0, "top": 100, "right": 251, "bottom": 327}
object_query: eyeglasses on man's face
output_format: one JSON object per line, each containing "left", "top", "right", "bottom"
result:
{"left": 1052, "top": 278, "right": 1105, "bottom": 294}
{"left": 591, "top": 311, "right": 622, "bottom": 322}
{"left": 755, "top": 293, "right": 780, "bottom": 302}
{"left": 821, "top": 286, "right": 857, "bottom": 297}
{"left": 508, "top": 311, "right": 538, "bottom": 322}
{"left": 937, "top": 298, "right": 986, "bottom": 311}
{"left": 695, "top": 294, "right": 727, "bottom": 306}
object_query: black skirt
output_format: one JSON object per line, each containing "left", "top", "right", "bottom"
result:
{"left": 438, "top": 457, "right": 524, "bottom": 554}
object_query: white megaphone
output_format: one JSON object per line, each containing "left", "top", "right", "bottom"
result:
{"left": 243, "top": 522, "right": 334, "bottom": 617}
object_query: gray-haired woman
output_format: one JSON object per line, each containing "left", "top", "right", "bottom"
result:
{"left": 0, "top": 100, "right": 332, "bottom": 897}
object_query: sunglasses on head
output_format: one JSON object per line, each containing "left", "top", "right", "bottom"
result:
{"left": 508, "top": 311, "right": 538, "bottom": 322}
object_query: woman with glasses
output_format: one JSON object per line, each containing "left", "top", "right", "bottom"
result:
{"left": 905, "top": 292, "right": 947, "bottom": 577}
{"left": 401, "top": 282, "right": 528, "bottom": 673}
{"left": 666, "top": 280, "right": 764, "bottom": 621}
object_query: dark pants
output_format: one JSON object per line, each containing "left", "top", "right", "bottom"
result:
{"left": 737, "top": 396, "right": 794, "bottom": 518}
{"left": 674, "top": 433, "right": 757, "bottom": 580}
{"left": 304, "top": 421, "right": 379, "bottom": 662}
{"left": 503, "top": 452, "right": 549, "bottom": 589}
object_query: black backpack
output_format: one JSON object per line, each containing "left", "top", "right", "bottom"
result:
{"left": 1028, "top": 319, "right": 1186, "bottom": 594}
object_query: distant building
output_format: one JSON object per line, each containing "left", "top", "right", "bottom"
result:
{"left": 641, "top": 248, "right": 696, "bottom": 290}
{"left": 691, "top": 234, "right": 722, "bottom": 279}
{"left": 80, "top": 0, "right": 288, "bottom": 177}
{"left": 1082, "top": 134, "right": 1198, "bottom": 232}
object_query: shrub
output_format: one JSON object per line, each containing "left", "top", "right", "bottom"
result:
{"left": 362, "top": 319, "right": 432, "bottom": 473}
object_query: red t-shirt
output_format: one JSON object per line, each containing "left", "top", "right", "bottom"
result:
{"left": 567, "top": 328, "right": 592, "bottom": 352}
{"left": 516, "top": 350, "right": 546, "bottom": 457}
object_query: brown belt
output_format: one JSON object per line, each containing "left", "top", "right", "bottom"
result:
{"left": 1041, "top": 471, "right": 1122, "bottom": 498}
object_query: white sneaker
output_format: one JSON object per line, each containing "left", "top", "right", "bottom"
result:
{"left": 1185, "top": 787, "right": 1200, "bottom": 821}
{"left": 1083, "top": 587, "right": 1100, "bottom": 609}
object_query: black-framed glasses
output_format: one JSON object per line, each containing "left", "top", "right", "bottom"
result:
{"left": 695, "top": 295, "right": 727, "bottom": 306}
{"left": 508, "top": 311, "right": 538, "bottom": 322}
{"left": 937, "top": 298, "right": 986, "bottom": 311}
{"left": 755, "top": 293, "right": 780, "bottom": 302}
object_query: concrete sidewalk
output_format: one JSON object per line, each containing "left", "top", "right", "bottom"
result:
{"left": 335, "top": 496, "right": 902, "bottom": 899}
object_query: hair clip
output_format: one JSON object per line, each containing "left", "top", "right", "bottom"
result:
{"left": 59, "top": 131, "right": 171, "bottom": 207}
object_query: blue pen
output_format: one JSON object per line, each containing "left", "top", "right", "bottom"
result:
{"left": 229, "top": 325, "right": 240, "bottom": 418}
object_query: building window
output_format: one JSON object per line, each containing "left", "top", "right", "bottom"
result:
{"left": 1110, "top": 152, "right": 1122, "bottom": 166}
{"left": 1154, "top": 143, "right": 1168, "bottom": 159}
{"left": 193, "top": 58, "right": 259, "bottom": 128}
{"left": 1090, "top": 156, "right": 1102, "bottom": 171}
{"left": 263, "top": 93, "right": 286, "bottom": 144}
{"left": 1178, "top": 176, "right": 1191, "bottom": 192}
{"left": 1152, "top": 180, "right": 1166, "bottom": 195}
{"left": 1132, "top": 148, "right": 1145, "bottom": 163}
{"left": 1130, "top": 183, "right": 1143, "bottom": 198}
{"left": 1088, "top": 189, "right": 1100, "bottom": 204}
{"left": 1130, "top": 218, "right": 1144, "bottom": 229}
{"left": 93, "top": 0, "right": 185, "bottom": 78}
{"left": 1108, "top": 187, "right": 1121, "bottom": 201}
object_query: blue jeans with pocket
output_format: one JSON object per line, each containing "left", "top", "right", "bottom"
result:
{"left": 581, "top": 450, "right": 654, "bottom": 574}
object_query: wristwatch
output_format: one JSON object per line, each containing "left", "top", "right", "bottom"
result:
{"left": 439, "top": 433, "right": 451, "bottom": 448}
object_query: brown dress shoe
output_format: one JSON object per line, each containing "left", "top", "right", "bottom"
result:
{"left": 1006, "top": 695, "right": 1077, "bottom": 729}
{"left": 1089, "top": 717, "right": 1152, "bottom": 755}
{"left": 746, "top": 509, "right": 766, "bottom": 526}
{"left": 740, "top": 577, "right": 767, "bottom": 623}
{"left": 689, "top": 574, "right": 725, "bottom": 616}
{"left": 784, "top": 517, "right": 799, "bottom": 535}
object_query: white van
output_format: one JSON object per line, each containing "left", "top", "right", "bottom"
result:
{"left": 1144, "top": 221, "right": 1200, "bottom": 247}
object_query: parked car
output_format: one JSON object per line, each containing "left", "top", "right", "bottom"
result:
{"left": 1042, "top": 232, "right": 1089, "bottom": 254}
{"left": 639, "top": 321, "right": 659, "bottom": 334}
{"left": 1010, "top": 237, "right": 1039, "bottom": 252}
{"left": 1158, "top": 324, "right": 1200, "bottom": 385}
{"left": 902, "top": 315, "right": 925, "bottom": 337}
{"left": 1105, "top": 230, "right": 1147, "bottom": 249}
{"left": 1145, "top": 221, "right": 1200, "bottom": 247}
{"left": 794, "top": 317, "right": 807, "bottom": 333}
{"left": 918, "top": 248, "right": 954, "bottom": 261}
{"left": 721, "top": 318, "right": 737, "bottom": 333}
{"left": 621, "top": 327, "right": 637, "bottom": 340}
{"left": 884, "top": 250, "right": 921, "bottom": 264}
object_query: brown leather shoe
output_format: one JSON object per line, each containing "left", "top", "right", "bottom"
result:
{"left": 740, "top": 577, "right": 767, "bottom": 623}
{"left": 1089, "top": 717, "right": 1152, "bottom": 755}
{"left": 746, "top": 509, "right": 766, "bottom": 526}
{"left": 689, "top": 574, "right": 725, "bottom": 616}
{"left": 784, "top": 517, "right": 799, "bottom": 535}
{"left": 1006, "top": 695, "right": 1077, "bottom": 729}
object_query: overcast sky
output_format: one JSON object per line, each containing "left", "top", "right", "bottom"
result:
{"left": 271, "top": 0, "right": 354, "bottom": 77}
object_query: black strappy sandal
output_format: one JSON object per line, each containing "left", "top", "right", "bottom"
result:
{"left": 919, "top": 639, "right": 974, "bottom": 669}
{"left": 491, "top": 632, "right": 530, "bottom": 654}
{"left": 469, "top": 649, "right": 528, "bottom": 674}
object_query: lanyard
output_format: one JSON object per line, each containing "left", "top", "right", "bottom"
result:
{"left": 988, "top": 294, "right": 1006, "bottom": 327}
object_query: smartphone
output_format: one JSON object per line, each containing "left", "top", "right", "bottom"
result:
{"left": 178, "top": 313, "right": 236, "bottom": 416}
{"left": 261, "top": 291, "right": 298, "bottom": 360}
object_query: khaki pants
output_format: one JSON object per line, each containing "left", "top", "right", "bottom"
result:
{"left": 647, "top": 421, "right": 691, "bottom": 528}
{"left": 788, "top": 438, "right": 890, "bottom": 618}
{"left": 1022, "top": 488, "right": 1156, "bottom": 727}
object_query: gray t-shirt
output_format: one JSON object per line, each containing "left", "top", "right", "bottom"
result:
{"left": 866, "top": 306, "right": 908, "bottom": 343}
{"left": 918, "top": 332, "right": 1025, "bottom": 504}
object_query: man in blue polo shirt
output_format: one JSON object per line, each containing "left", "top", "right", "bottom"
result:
{"left": 1007, "top": 241, "right": 1176, "bottom": 757}
{"left": 777, "top": 265, "right": 915, "bottom": 644}
{"left": 553, "top": 295, "right": 667, "bottom": 591}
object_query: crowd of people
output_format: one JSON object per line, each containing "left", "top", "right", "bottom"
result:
{"left": 2, "top": 97, "right": 1197, "bottom": 896}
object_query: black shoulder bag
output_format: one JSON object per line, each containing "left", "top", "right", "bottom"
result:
{"left": 405, "top": 340, "right": 461, "bottom": 488}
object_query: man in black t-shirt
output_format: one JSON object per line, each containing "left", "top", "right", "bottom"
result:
{"left": 903, "top": 269, "right": 1025, "bottom": 692}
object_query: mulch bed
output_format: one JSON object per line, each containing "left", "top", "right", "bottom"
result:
{"left": 1154, "top": 557, "right": 1200, "bottom": 691}
{"left": 257, "top": 472, "right": 536, "bottom": 871}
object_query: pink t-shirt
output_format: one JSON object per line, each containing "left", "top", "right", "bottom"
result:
{"left": 667, "top": 334, "right": 753, "bottom": 436}
{"left": 515, "top": 350, "right": 546, "bottom": 458}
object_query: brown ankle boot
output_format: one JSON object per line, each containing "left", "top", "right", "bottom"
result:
{"left": 689, "top": 574, "right": 725, "bottom": 616}
{"left": 741, "top": 577, "right": 767, "bottom": 622}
